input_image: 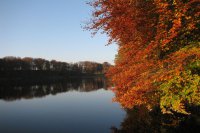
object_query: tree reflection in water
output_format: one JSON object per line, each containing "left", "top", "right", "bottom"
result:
{"left": 1, "top": 78, "right": 200, "bottom": 133}
{"left": 111, "top": 106, "right": 200, "bottom": 133}
{"left": 0, "top": 77, "right": 107, "bottom": 101}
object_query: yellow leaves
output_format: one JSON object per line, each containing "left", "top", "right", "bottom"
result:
{"left": 185, "top": 16, "right": 192, "bottom": 20}
{"left": 159, "top": 70, "right": 200, "bottom": 114}
{"left": 172, "top": 0, "right": 177, "bottom": 5}
{"left": 188, "top": 23, "right": 195, "bottom": 30}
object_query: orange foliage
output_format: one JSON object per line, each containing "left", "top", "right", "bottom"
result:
{"left": 87, "top": 0, "right": 200, "bottom": 110}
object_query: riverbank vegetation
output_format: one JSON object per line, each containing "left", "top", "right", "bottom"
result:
{"left": 87, "top": 0, "right": 200, "bottom": 114}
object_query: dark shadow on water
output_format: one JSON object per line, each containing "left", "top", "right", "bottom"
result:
{"left": 110, "top": 106, "right": 200, "bottom": 133}
{"left": 0, "top": 77, "right": 107, "bottom": 101}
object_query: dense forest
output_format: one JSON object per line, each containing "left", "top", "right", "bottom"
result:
{"left": 87, "top": 0, "right": 200, "bottom": 114}
{"left": 0, "top": 56, "right": 111, "bottom": 80}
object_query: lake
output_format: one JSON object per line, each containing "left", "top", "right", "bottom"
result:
{"left": 1, "top": 77, "right": 200, "bottom": 133}
{"left": 0, "top": 78, "right": 125, "bottom": 133}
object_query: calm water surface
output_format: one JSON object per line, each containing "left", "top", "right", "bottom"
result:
{"left": 1, "top": 78, "right": 200, "bottom": 133}
{"left": 0, "top": 78, "right": 125, "bottom": 133}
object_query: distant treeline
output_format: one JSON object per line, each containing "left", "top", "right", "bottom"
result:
{"left": 0, "top": 56, "right": 111, "bottom": 79}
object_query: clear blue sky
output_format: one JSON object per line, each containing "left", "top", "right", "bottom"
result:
{"left": 0, "top": 0, "right": 117, "bottom": 64}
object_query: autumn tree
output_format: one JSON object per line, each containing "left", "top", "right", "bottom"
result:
{"left": 87, "top": 0, "right": 200, "bottom": 114}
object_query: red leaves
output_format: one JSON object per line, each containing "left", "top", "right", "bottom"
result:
{"left": 87, "top": 0, "right": 200, "bottom": 110}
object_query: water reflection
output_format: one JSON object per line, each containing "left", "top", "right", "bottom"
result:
{"left": 0, "top": 77, "right": 125, "bottom": 133}
{"left": 111, "top": 106, "right": 200, "bottom": 133}
{"left": 1, "top": 78, "right": 200, "bottom": 133}
{"left": 0, "top": 77, "right": 107, "bottom": 101}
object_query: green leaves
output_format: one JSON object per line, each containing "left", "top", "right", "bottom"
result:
{"left": 160, "top": 70, "right": 200, "bottom": 114}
